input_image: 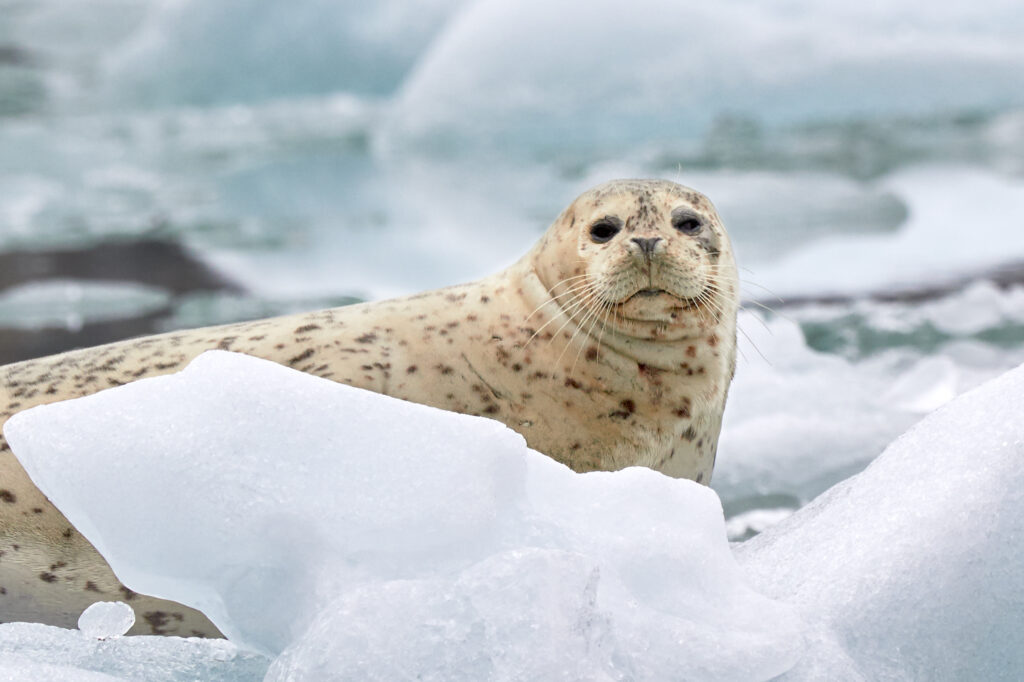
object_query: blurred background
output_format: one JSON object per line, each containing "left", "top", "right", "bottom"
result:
{"left": 2, "top": 0, "right": 1023, "bottom": 537}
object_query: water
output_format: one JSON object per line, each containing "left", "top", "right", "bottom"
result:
{"left": 2, "top": 0, "right": 1023, "bottom": 535}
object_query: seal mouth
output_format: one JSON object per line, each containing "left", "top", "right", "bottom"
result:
{"left": 619, "top": 286, "right": 707, "bottom": 311}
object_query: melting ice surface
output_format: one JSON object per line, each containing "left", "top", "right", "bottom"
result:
{"left": 4, "top": 351, "right": 1024, "bottom": 680}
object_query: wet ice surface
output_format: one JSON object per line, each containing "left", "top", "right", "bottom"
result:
{"left": 4, "top": 352, "right": 1024, "bottom": 680}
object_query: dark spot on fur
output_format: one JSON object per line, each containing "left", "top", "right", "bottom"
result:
{"left": 436, "top": 364, "right": 454, "bottom": 375}
{"left": 696, "top": 472, "right": 704, "bottom": 483}
{"left": 511, "top": 363, "right": 523, "bottom": 372}
{"left": 295, "top": 324, "right": 321, "bottom": 334}
{"left": 0, "top": 490, "right": 15, "bottom": 504}
{"left": 288, "top": 349, "right": 315, "bottom": 366}
{"left": 39, "top": 572, "right": 58, "bottom": 583}
{"left": 407, "top": 365, "right": 418, "bottom": 374}
{"left": 570, "top": 442, "right": 581, "bottom": 451}
{"left": 31, "top": 507, "right": 43, "bottom": 514}
{"left": 682, "top": 427, "right": 697, "bottom": 441}
{"left": 144, "top": 611, "right": 171, "bottom": 635}
{"left": 620, "top": 399, "right": 636, "bottom": 414}
{"left": 480, "top": 296, "right": 490, "bottom": 303}
{"left": 62, "top": 528, "right": 73, "bottom": 539}
{"left": 119, "top": 586, "right": 138, "bottom": 601}
{"left": 85, "top": 581, "right": 102, "bottom": 593}
{"left": 586, "top": 347, "right": 599, "bottom": 361}
{"left": 708, "top": 334, "right": 718, "bottom": 347}
{"left": 356, "top": 333, "right": 377, "bottom": 344}
{"left": 686, "top": 346, "right": 697, "bottom": 358}
{"left": 483, "top": 405, "right": 500, "bottom": 415}
{"left": 564, "top": 377, "right": 582, "bottom": 390}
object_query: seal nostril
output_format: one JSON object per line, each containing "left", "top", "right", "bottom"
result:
{"left": 631, "top": 237, "right": 661, "bottom": 255}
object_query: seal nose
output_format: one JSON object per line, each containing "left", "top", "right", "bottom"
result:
{"left": 631, "top": 237, "right": 662, "bottom": 255}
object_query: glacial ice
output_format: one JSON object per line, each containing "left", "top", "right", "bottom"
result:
{"left": 4, "top": 351, "right": 803, "bottom": 680}
{"left": 4, "top": 351, "right": 1023, "bottom": 679}
{"left": 384, "top": 0, "right": 1024, "bottom": 156}
{"left": 736, "top": 359, "right": 1024, "bottom": 681}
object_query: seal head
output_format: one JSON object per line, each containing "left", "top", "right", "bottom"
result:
{"left": 531, "top": 179, "right": 737, "bottom": 354}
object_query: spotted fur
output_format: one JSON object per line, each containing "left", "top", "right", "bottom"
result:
{"left": 0, "top": 179, "right": 738, "bottom": 636}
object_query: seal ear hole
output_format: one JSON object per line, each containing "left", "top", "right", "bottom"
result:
{"left": 589, "top": 219, "right": 621, "bottom": 243}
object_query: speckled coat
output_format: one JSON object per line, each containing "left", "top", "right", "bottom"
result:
{"left": 0, "top": 179, "right": 738, "bottom": 636}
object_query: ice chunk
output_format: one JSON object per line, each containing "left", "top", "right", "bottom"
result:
{"left": 77, "top": 601, "right": 135, "bottom": 640}
{"left": 736, "top": 361, "right": 1024, "bottom": 680}
{"left": 5, "top": 350, "right": 803, "bottom": 678}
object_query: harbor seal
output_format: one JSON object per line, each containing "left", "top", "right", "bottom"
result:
{"left": 0, "top": 178, "right": 739, "bottom": 636}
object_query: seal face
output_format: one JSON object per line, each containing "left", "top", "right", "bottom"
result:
{"left": 0, "top": 179, "right": 738, "bottom": 636}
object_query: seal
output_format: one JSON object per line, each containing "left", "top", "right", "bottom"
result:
{"left": 0, "top": 179, "right": 739, "bottom": 635}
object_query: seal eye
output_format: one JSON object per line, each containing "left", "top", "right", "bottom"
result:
{"left": 673, "top": 216, "right": 703, "bottom": 235}
{"left": 589, "top": 219, "right": 621, "bottom": 243}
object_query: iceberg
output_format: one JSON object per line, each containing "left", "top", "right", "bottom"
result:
{"left": 383, "top": 0, "right": 1024, "bottom": 157}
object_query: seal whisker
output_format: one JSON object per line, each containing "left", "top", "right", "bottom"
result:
{"left": 524, "top": 274, "right": 594, "bottom": 322}
{"left": 570, "top": 295, "right": 616, "bottom": 377}
{"left": 567, "top": 291, "right": 610, "bottom": 377}
{"left": 547, "top": 285, "right": 602, "bottom": 353}
{"left": 524, "top": 281, "right": 596, "bottom": 345}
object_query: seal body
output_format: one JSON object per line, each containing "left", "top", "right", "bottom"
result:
{"left": 0, "top": 179, "right": 738, "bottom": 635}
